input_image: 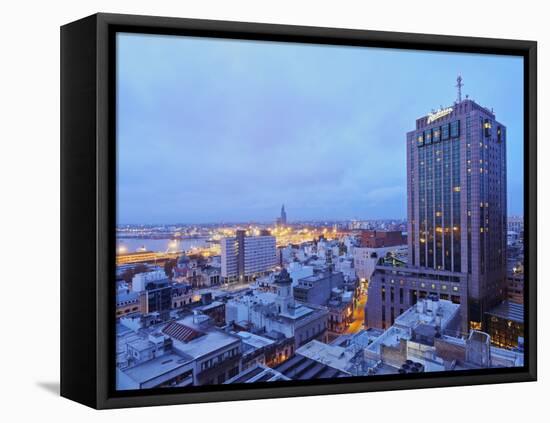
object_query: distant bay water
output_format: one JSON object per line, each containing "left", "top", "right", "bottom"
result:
{"left": 116, "top": 237, "right": 209, "bottom": 254}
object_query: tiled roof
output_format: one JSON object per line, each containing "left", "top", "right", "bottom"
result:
{"left": 162, "top": 321, "right": 204, "bottom": 343}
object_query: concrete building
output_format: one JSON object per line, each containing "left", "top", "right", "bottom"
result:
{"left": 131, "top": 271, "right": 172, "bottom": 320}
{"left": 225, "top": 269, "right": 329, "bottom": 350}
{"left": 293, "top": 271, "right": 345, "bottom": 305}
{"left": 507, "top": 215, "right": 524, "bottom": 236}
{"left": 116, "top": 283, "right": 142, "bottom": 318}
{"left": 235, "top": 331, "right": 294, "bottom": 369}
{"left": 194, "top": 300, "right": 226, "bottom": 326}
{"left": 354, "top": 245, "right": 407, "bottom": 282}
{"left": 274, "top": 342, "right": 352, "bottom": 380}
{"left": 368, "top": 83, "right": 508, "bottom": 334}
{"left": 221, "top": 230, "right": 277, "bottom": 281}
{"left": 406, "top": 91, "right": 508, "bottom": 329}
{"left": 116, "top": 351, "right": 195, "bottom": 390}
{"left": 364, "top": 298, "right": 522, "bottom": 372}
{"left": 327, "top": 291, "right": 354, "bottom": 333}
{"left": 366, "top": 257, "right": 468, "bottom": 331}
{"left": 287, "top": 262, "right": 314, "bottom": 286}
{"left": 131, "top": 270, "right": 166, "bottom": 292}
{"left": 171, "top": 283, "right": 194, "bottom": 309}
{"left": 360, "top": 230, "right": 406, "bottom": 248}
{"left": 506, "top": 269, "right": 524, "bottom": 305}
{"left": 116, "top": 313, "right": 244, "bottom": 389}
{"left": 165, "top": 314, "right": 242, "bottom": 386}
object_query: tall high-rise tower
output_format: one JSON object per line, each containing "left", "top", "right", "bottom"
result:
{"left": 280, "top": 204, "right": 287, "bottom": 225}
{"left": 366, "top": 79, "right": 508, "bottom": 332}
{"left": 406, "top": 79, "right": 507, "bottom": 328}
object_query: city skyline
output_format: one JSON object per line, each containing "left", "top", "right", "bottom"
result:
{"left": 117, "top": 33, "right": 524, "bottom": 224}
{"left": 114, "top": 33, "right": 526, "bottom": 391}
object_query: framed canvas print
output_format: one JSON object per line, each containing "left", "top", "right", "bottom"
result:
{"left": 60, "top": 13, "right": 537, "bottom": 409}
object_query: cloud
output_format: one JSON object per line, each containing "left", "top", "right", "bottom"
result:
{"left": 365, "top": 186, "right": 406, "bottom": 204}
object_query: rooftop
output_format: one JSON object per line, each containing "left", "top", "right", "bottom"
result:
{"left": 349, "top": 328, "right": 385, "bottom": 349}
{"left": 394, "top": 298, "right": 461, "bottom": 331}
{"left": 120, "top": 353, "right": 193, "bottom": 387}
{"left": 295, "top": 340, "right": 355, "bottom": 374}
{"left": 169, "top": 315, "right": 240, "bottom": 359}
{"left": 279, "top": 304, "right": 314, "bottom": 320}
{"left": 275, "top": 352, "right": 349, "bottom": 380}
{"left": 225, "top": 364, "right": 289, "bottom": 384}
{"left": 162, "top": 321, "right": 204, "bottom": 343}
{"left": 195, "top": 301, "right": 225, "bottom": 312}
{"left": 116, "top": 291, "right": 139, "bottom": 305}
{"left": 236, "top": 331, "right": 275, "bottom": 350}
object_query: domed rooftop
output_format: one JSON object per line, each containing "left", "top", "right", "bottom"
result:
{"left": 274, "top": 268, "right": 292, "bottom": 284}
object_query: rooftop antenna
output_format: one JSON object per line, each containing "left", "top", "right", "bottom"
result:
{"left": 456, "top": 75, "right": 464, "bottom": 103}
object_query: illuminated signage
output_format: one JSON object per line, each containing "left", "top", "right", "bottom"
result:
{"left": 427, "top": 107, "right": 453, "bottom": 124}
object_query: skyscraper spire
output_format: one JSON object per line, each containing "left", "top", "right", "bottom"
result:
{"left": 456, "top": 74, "right": 464, "bottom": 103}
{"left": 280, "top": 204, "right": 287, "bottom": 225}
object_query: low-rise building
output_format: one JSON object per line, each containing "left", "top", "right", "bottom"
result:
{"left": 225, "top": 269, "right": 329, "bottom": 350}
{"left": 116, "top": 312, "right": 244, "bottom": 389}
{"left": 164, "top": 314, "right": 242, "bottom": 385}
{"left": 171, "top": 283, "right": 194, "bottom": 309}
{"left": 484, "top": 301, "right": 524, "bottom": 350}
{"left": 363, "top": 298, "right": 523, "bottom": 373}
{"left": 360, "top": 230, "right": 406, "bottom": 248}
{"left": 506, "top": 270, "right": 524, "bottom": 305}
{"left": 116, "top": 285, "right": 142, "bottom": 318}
{"left": 194, "top": 300, "right": 226, "bottom": 326}
{"left": 131, "top": 270, "right": 172, "bottom": 320}
{"left": 353, "top": 245, "right": 407, "bottom": 282}
{"left": 327, "top": 291, "right": 354, "bottom": 334}
{"left": 366, "top": 258, "right": 468, "bottom": 332}
{"left": 293, "top": 271, "right": 345, "bottom": 305}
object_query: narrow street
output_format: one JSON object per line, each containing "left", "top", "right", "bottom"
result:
{"left": 346, "top": 292, "right": 367, "bottom": 334}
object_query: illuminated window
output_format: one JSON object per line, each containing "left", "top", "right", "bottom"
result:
{"left": 425, "top": 129, "right": 432, "bottom": 144}
{"left": 484, "top": 119, "right": 492, "bottom": 137}
{"left": 453, "top": 186, "right": 461, "bottom": 192}
{"left": 470, "top": 321, "right": 482, "bottom": 330}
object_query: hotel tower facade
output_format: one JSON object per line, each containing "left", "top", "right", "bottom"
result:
{"left": 367, "top": 82, "right": 507, "bottom": 333}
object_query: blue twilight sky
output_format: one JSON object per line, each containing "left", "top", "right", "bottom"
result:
{"left": 116, "top": 33, "right": 524, "bottom": 225}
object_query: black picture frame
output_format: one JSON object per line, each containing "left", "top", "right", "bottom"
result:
{"left": 60, "top": 12, "right": 537, "bottom": 409}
